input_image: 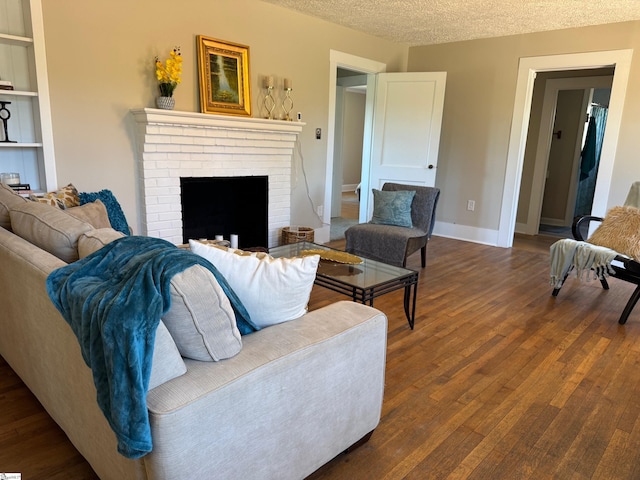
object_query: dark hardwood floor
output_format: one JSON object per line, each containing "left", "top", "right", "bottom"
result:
{"left": 3, "top": 233, "right": 640, "bottom": 479}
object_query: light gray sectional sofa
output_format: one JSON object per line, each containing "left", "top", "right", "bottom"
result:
{"left": 0, "top": 184, "right": 388, "bottom": 480}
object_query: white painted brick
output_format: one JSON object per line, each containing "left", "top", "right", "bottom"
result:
{"left": 136, "top": 116, "right": 301, "bottom": 244}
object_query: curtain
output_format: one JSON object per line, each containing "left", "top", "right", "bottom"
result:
{"left": 574, "top": 105, "right": 608, "bottom": 217}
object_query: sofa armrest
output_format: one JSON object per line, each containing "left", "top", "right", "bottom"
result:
{"left": 144, "top": 301, "right": 387, "bottom": 480}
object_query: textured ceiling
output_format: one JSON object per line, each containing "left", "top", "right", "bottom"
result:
{"left": 260, "top": 0, "right": 640, "bottom": 46}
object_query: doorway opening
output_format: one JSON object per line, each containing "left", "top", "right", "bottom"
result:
{"left": 329, "top": 67, "right": 367, "bottom": 241}
{"left": 516, "top": 71, "right": 614, "bottom": 239}
{"left": 500, "top": 49, "right": 633, "bottom": 248}
{"left": 320, "top": 50, "right": 386, "bottom": 244}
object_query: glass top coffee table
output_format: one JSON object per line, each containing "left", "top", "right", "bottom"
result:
{"left": 269, "top": 241, "right": 419, "bottom": 329}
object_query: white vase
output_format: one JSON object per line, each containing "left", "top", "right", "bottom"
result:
{"left": 156, "top": 96, "right": 175, "bottom": 110}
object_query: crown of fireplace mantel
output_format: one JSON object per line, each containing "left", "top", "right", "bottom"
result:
{"left": 131, "top": 108, "right": 305, "bottom": 134}
{"left": 130, "top": 108, "right": 305, "bottom": 247}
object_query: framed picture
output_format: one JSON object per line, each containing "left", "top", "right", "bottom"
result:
{"left": 197, "top": 35, "right": 252, "bottom": 117}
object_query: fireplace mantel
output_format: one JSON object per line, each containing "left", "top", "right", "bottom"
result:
{"left": 130, "top": 108, "right": 305, "bottom": 135}
{"left": 131, "top": 108, "right": 304, "bottom": 246}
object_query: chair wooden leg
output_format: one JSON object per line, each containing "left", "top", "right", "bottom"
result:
{"left": 619, "top": 286, "right": 640, "bottom": 325}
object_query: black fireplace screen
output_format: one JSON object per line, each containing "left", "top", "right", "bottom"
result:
{"left": 180, "top": 176, "right": 268, "bottom": 248}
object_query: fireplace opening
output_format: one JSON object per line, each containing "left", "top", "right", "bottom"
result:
{"left": 181, "top": 176, "right": 268, "bottom": 248}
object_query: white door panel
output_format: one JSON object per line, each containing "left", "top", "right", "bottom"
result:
{"left": 360, "top": 72, "right": 446, "bottom": 221}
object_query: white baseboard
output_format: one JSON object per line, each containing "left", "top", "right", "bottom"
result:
{"left": 433, "top": 221, "right": 501, "bottom": 247}
{"left": 342, "top": 184, "right": 359, "bottom": 193}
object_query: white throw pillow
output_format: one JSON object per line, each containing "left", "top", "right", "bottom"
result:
{"left": 189, "top": 240, "right": 320, "bottom": 328}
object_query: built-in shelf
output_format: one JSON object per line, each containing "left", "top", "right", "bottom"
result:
{"left": 0, "top": 32, "right": 33, "bottom": 46}
{"left": 0, "top": 143, "right": 43, "bottom": 148}
{"left": 0, "top": 90, "right": 38, "bottom": 97}
{"left": 0, "top": 0, "right": 56, "bottom": 192}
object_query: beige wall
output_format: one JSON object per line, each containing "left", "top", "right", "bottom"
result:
{"left": 41, "top": 0, "right": 408, "bottom": 235}
{"left": 408, "top": 21, "right": 640, "bottom": 233}
{"left": 40, "top": 2, "right": 640, "bottom": 241}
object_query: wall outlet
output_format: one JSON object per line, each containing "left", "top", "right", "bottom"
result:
{"left": 316, "top": 205, "right": 324, "bottom": 216}
{"left": 467, "top": 200, "right": 475, "bottom": 211}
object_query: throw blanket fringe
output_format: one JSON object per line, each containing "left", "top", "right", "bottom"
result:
{"left": 46, "top": 236, "right": 256, "bottom": 458}
{"left": 549, "top": 238, "right": 617, "bottom": 289}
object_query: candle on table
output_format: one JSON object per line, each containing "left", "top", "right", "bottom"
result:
{"left": 230, "top": 234, "right": 239, "bottom": 249}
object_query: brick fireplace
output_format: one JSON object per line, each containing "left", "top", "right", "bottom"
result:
{"left": 130, "top": 109, "right": 304, "bottom": 247}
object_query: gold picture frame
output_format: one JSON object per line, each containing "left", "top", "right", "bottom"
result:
{"left": 197, "top": 35, "right": 251, "bottom": 116}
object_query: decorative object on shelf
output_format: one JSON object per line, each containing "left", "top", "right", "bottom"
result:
{"left": 0, "top": 78, "right": 14, "bottom": 91}
{"left": 0, "top": 101, "right": 16, "bottom": 143}
{"left": 282, "top": 78, "right": 294, "bottom": 121}
{"left": 197, "top": 35, "right": 251, "bottom": 117}
{"left": 154, "top": 47, "right": 182, "bottom": 110}
{"left": 0, "top": 172, "right": 20, "bottom": 185}
{"left": 263, "top": 75, "right": 275, "bottom": 119}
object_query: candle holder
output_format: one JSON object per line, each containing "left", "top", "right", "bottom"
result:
{"left": 282, "top": 88, "right": 294, "bottom": 121}
{"left": 263, "top": 85, "right": 276, "bottom": 119}
{"left": 0, "top": 101, "right": 16, "bottom": 143}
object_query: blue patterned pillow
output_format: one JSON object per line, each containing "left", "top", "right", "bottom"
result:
{"left": 371, "top": 189, "right": 415, "bottom": 228}
{"left": 79, "top": 189, "right": 130, "bottom": 235}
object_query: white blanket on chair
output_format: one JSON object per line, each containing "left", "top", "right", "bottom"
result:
{"left": 549, "top": 238, "right": 618, "bottom": 288}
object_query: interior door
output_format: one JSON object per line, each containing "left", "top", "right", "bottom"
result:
{"left": 359, "top": 72, "right": 446, "bottom": 221}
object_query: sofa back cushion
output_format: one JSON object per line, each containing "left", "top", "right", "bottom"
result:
{"left": 161, "top": 264, "right": 243, "bottom": 361}
{"left": 0, "top": 183, "right": 28, "bottom": 231}
{"left": 9, "top": 201, "right": 93, "bottom": 263}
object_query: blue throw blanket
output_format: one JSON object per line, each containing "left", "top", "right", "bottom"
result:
{"left": 46, "top": 236, "right": 257, "bottom": 458}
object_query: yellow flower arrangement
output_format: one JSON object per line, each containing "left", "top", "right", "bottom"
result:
{"left": 154, "top": 47, "right": 182, "bottom": 97}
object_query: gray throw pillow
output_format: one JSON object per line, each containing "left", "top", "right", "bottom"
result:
{"left": 371, "top": 189, "right": 416, "bottom": 228}
{"left": 161, "top": 264, "right": 243, "bottom": 361}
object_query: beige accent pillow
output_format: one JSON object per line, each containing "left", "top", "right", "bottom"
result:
{"left": 28, "top": 183, "right": 80, "bottom": 209}
{"left": 66, "top": 200, "right": 112, "bottom": 230}
{"left": 77, "top": 228, "right": 125, "bottom": 259}
{"left": 161, "top": 264, "right": 243, "bottom": 361}
{"left": 587, "top": 205, "right": 640, "bottom": 260}
{"left": 148, "top": 321, "right": 187, "bottom": 390}
{"left": 9, "top": 201, "right": 93, "bottom": 263}
{"left": 0, "top": 182, "right": 28, "bottom": 231}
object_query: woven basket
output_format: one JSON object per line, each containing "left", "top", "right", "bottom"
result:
{"left": 281, "top": 226, "right": 314, "bottom": 245}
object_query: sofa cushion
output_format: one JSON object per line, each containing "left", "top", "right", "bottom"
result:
{"left": 161, "top": 264, "right": 243, "bottom": 361}
{"left": 148, "top": 321, "right": 187, "bottom": 390}
{"left": 78, "top": 228, "right": 126, "bottom": 259}
{"left": 66, "top": 200, "right": 112, "bottom": 230}
{"left": 0, "top": 182, "right": 28, "bottom": 231}
{"left": 79, "top": 189, "right": 130, "bottom": 235}
{"left": 371, "top": 188, "right": 415, "bottom": 228}
{"left": 189, "top": 240, "right": 320, "bottom": 329}
{"left": 9, "top": 201, "right": 93, "bottom": 263}
{"left": 587, "top": 205, "right": 640, "bottom": 261}
{"left": 29, "top": 183, "right": 80, "bottom": 209}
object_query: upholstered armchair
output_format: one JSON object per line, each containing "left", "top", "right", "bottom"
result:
{"left": 345, "top": 183, "right": 440, "bottom": 268}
